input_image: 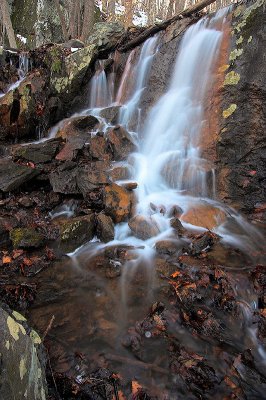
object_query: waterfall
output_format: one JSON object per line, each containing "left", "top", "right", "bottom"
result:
{"left": 89, "top": 60, "right": 112, "bottom": 108}
{"left": 118, "top": 36, "right": 158, "bottom": 130}
{"left": 0, "top": 53, "right": 30, "bottom": 98}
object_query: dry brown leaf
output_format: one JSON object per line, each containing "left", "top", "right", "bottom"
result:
{"left": 132, "top": 380, "right": 142, "bottom": 395}
{"left": 2, "top": 256, "right": 11, "bottom": 264}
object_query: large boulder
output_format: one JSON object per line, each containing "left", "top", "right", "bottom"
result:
{"left": 50, "top": 44, "right": 97, "bottom": 103}
{"left": 128, "top": 215, "right": 160, "bottom": 240}
{"left": 180, "top": 204, "right": 226, "bottom": 230}
{"left": 86, "top": 22, "right": 125, "bottom": 53}
{"left": 0, "top": 73, "right": 47, "bottom": 141}
{"left": 0, "top": 307, "right": 47, "bottom": 400}
{"left": 55, "top": 115, "right": 99, "bottom": 161}
{"left": 77, "top": 162, "right": 110, "bottom": 197}
{"left": 103, "top": 183, "right": 132, "bottom": 223}
{"left": 13, "top": 138, "right": 61, "bottom": 163}
{"left": 96, "top": 213, "right": 115, "bottom": 243}
{"left": 49, "top": 161, "right": 79, "bottom": 194}
{"left": 106, "top": 125, "right": 136, "bottom": 160}
{"left": 0, "top": 159, "right": 40, "bottom": 192}
{"left": 57, "top": 214, "right": 95, "bottom": 253}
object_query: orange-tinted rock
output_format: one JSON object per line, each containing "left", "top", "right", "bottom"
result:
{"left": 128, "top": 215, "right": 160, "bottom": 240}
{"left": 181, "top": 204, "right": 226, "bottom": 230}
{"left": 56, "top": 115, "right": 99, "bottom": 139}
{"left": 109, "top": 165, "right": 131, "bottom": 181}
{"left": 155, "top": 239, "right": 181, "bottom": 256}
{"left": 77, "top": 161, "right": 110, "bottom": 197}
{"left": 90, "top": 134, "right": 111, "bottom": 161}
{"left": 106, "top": 125, "right": 135, "bottom": 160}
{"left": 103, "top": 183, "right": 131, "bottom": 223}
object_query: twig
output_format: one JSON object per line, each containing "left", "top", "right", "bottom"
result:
{"left": 105, "top": 353, "right": 169, "bottom": 375}
{"left": 42, "top": 315, "right": 55, "bottom": 340}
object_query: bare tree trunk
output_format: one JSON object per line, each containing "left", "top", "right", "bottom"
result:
{"left": 68, "top": 1, "right": 78, "bottom": 39}
{"left": 55, "top": 0, "right": 68, "bottom": 41}
{"left": 167, "top": 0, "right": 175, "bottom": 18}
{"left": 107, "top": 0, "right": 116, "bottom": 21}
{"left": 124, "top": 0, "right": 133, "bottom": 27}
{"left": 0, "top": 0, "right": 17, "bottom": 48}
{"left": 80, "top": 0, "right": 95, "bottom": 42}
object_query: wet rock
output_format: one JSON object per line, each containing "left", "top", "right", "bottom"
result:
{"left": 0, "top": 159, "right": 40, "bottom": 192}
{"left": 108, "top": 164, "right": 131, "bottom": 181}
{"left": 56, "top": 116, "right": 100, "bottom": 161}
{"left": 170, "top": 217, "right": 185, "bottom": 236}
{"left": 0, "top": 72, "right": 47, "bottom": 142}
{"left": 10, "top": 228, "right": 45, "bottom": 249}
{"left": 0, "top": 307, "right": 47, "bottom": 400}
{"left": 99, "top": 106, "right": 121, "bottom": 124}
{"left": 89, "top": 133, "right": 111, "bottom": 161}
{"left": 96, "top": 213, "right": 115, "bottom": 243}
{"left": 0, "top": 217, "right": 12, "bottom": 247}
{"left": 49, "top": 162, "right": 79, "bottom": 194}
{"left": 181, "top": 203, "right": 226, "bottom": 230}
{"left": 62, "top": 39, "right": 85, "bottom": 49}
{"left": 50, "top": 44, "right": 97, "bottom": 104}
{"left": 87, "top": 22, "right": 125, "bottom": 53}
{"left": 56, "top": 116, "right": 99, "bottom": 140}
{"left": 128, "top": 215, "right": 160, "bottom": 240}
{"left": 17, "top": 196, "right": 34, "bottom": 208}
{"left": 168, "top": 205, "right": 183, "bottom": 218}
{"left": 57, "top": 214, "right": 95, "bottom": 253}
{"left": 13, "top": 138, "right": 61, "bottom": 163}
{"left": 155, "top": 239, "right": 181, "bottom": 256}
{"left": 103, "top": 183, "right": 132, "bottom": 223}
{"left": 119, "top": 181, "right": 138, "bottom": 190}
{"left": 191, "top": 231, "right": 220, "bottom": 256}
{"left": 106, "top": 125, "right": 135, "bottom": 160}
{"left": 77, "top": 162, "right": 110, "bottom": 197}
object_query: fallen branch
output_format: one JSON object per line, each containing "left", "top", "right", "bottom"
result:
{"left": 43, "top": 315, "right": 55, "bottom": 340}
{"left": 118, "top": 0, "right": 217, "bottom": 52}
{"left": 105, "top": 353, "right": 169, "bottom": 375}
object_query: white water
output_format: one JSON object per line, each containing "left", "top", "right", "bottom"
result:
{"left": 118, "top": 36, "right": 158, "bottom": 129}
{"left": 0, "top": 53, "right": 29, "bottom": 98}
{"left": 89, "top": 60, "right": 113, "bottom": 108}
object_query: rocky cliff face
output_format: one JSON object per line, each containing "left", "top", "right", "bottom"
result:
{"left": 217, "top": 0, "right": 266, "bottom": 221}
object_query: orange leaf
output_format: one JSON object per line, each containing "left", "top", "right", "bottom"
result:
{"left": 2, "top": 256, "right": 11, "bottom": 264}
{"left": 171, "top": 270, "right": 181, "bottom": 278}
{"left": 132, "top": 380, "right": 142, "bottom": 395}
{"left": 23, "top": 258, "right": 33, "bottom": 266}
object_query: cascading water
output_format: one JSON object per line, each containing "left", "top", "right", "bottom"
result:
{"left": 118, "top": 36, "right": 158, "bottom": 130}
{"left": 0, "top": 53, "right": 30, "bottom": 98}
{"left": 89, "top": 60, "right": 112, "bottom": 108}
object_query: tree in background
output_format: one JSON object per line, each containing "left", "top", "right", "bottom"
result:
{"left": 0, "top": 0, "right": 17, "bottom": 48}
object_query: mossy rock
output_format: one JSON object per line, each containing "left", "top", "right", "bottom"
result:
{"left": 57, "top": 214, "right": 95, "bottom": 253}
{"left": 10, "top": 228, "right": 44, "bottom": 249}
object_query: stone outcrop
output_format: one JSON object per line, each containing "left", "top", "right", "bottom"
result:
{"left": 128, "top": 215, "right": 160, "bottom": 240}
{"left": 217, "top": 0, "right": 266, "bottom": 220}
{"left": 103, "top": 183, "right": 132, "bottom": 223}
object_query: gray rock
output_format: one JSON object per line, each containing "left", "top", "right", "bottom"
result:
{"left": 0, "top": 307, "right": 47, "bottom": 400}
{"left": 49, "top": 162, "right": 80, "bottom": 194}
{"left": 0, "top": 159, "right": 40, "bottom": 192}
{"left": 12, "top": 139, "right": 61, "bottom": 163}
{"left": 96, "top": 213, "right": 114, "bottom": 242}
{"left": 57, "top": 214, "right": 95, "bottom": 253}
{"left": 87, "top": 22, "right": 125, "bottom": 52}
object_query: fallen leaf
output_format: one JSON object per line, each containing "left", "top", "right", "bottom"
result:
{"left": 2, "top": 256, "right": 11, "bottom": 264}
{"left": 132, "top": 380, "right": 142, "bottom": 395}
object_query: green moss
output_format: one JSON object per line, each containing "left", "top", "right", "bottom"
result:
{"left": 234, "top": 0, "right": 264, "bottom": 36}
{"left": 50, "top": 47, "right": 63, "bottom": 74}
{"left": 229, "top": 48, "right": 243, "bottom": 62}
{"left": 223, "top": 104, "right": 237, "bottom": 119}
{"left": 224, "top": 71, "right": 240, "bottom": 86}
{"left": 61, "top": 221, "right": 82, "bottom": 241}
{"left": 236, "top": 36, "right": 243, "bottom": 45}
{"left": 10, "top": 228, "right": 44, "bottom": 248}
